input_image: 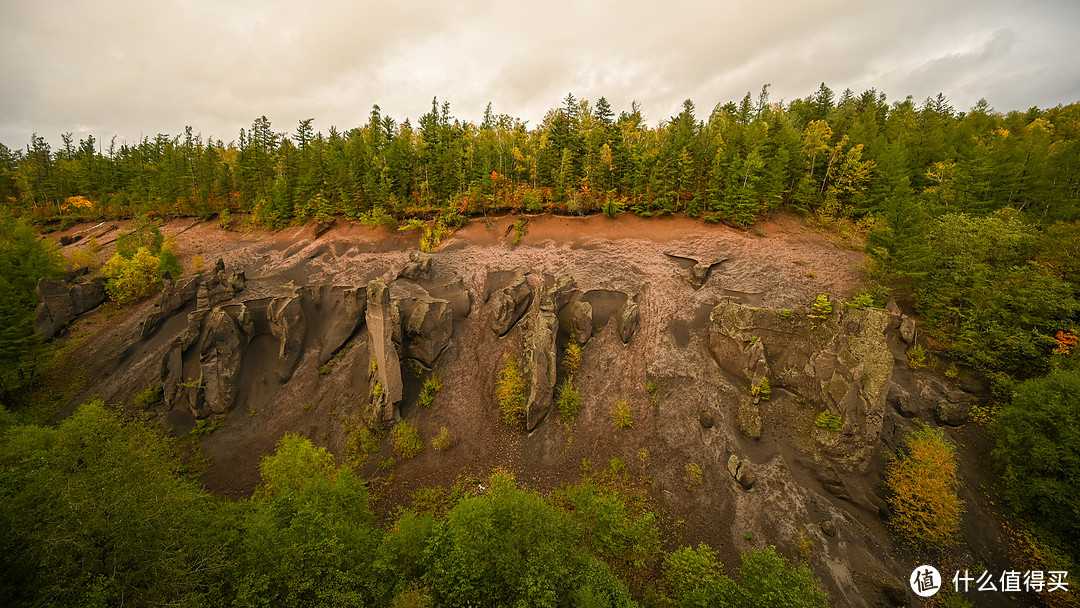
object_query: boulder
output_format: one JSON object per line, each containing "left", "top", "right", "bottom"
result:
{"left": 403, "top": 295, "right": 453, "bottom": 367}
{"left": 616, "top": 295, "right": 640, "bottom": 344}
{"left": 699, "top": 410, "right": 714, "bottom": 429}
{"left": 366, "top": 279, "right": 403, "bottom": 425}
{"left": 545, "top": 275, "right": 576, "bottom": 313}
{"left": 727, "top": 454, "right": 755, "bottom": 489}
{"left": 426, "top": 277, "right": 473, "bottom": 319}
{"left": 899, "top": 315, "right": 917, "bottom": 344}
{"left": 489, "top": 273, "right": 533, "bottom": 336}
{"left": 524, "top": 309, "right": 558, "bottom": 431}
{"left": 820, "top": 520, "right": 837, "bottom": 537}
{"left": 398, "top": 251, "right": 433, "bottom": 281}
{"left": 886, "top": 382, "right": 918, "bottom": 418}
{"left": 727, "top": 454, "right": 741, "bottom": 478}
{"left": 935, "top": 400, "right": 970, "bottom": 426}
{"left": 560, "top": 300, "right": 593, "bottom": 345}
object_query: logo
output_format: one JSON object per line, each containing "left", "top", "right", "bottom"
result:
{"left": 911, "top": 565, "right": 942, "bottom": 597}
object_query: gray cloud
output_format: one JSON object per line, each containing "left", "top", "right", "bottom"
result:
{"left": 2, "top": 0, "right": 1078, "bottom": 148}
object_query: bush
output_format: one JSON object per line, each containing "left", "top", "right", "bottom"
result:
{"left": 418, "top": 373, "right": 442, "bottom": 408}
{"left": 734, "top": 546, "right": 830, "bottom": 608}
{"left": 345, "top": 425, "right": 381, "bottom": 467}
{"left": 750, "top": 377, "right": 771, "bottom": 401}
{"left": 814, "top": 411, "right": 842, "bottom": 433}
{"left": 613, "top": 398, "right": 634, "bottom": 429}
{"left": 432, "top": 426, "right": 451, "bottom": 451}
{"left": 496, "top": 355, "right": 527, "bottom": 428}
{"left": 102, "top": 247, "right": 162, "bottom": 305}
{"left": 992, "top": 368, "right": 1080, "bottom": 548}
{"left": 563, "top": 341, "right": 582, "bottom": 378}
{"left": 885, "top": 427, "right": 963, "bottom": 548}
{"left": 132, "top": 383, "right": 162, "bottom": 410}
{"left": 907, "top": 344, "right": 934, "bottom": 369}
{"left": 391, "top": 421, "right": 425, "bottom": 459}
{"left": 684, "top": 461, "right": 703, "bottom": 491}
{"left": 807, "top": 294, "right": 832, "bottom": 322}
{"left": 556, "top": 379, "right": 582, "bottom": 421}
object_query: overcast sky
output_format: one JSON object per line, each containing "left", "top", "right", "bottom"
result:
{"left": 2, "top": 0, "right": 1079, "bottom": 149}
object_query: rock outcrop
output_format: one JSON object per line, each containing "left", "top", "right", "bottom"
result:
{"left": 140, "top": 275, "right": 202, "bottom": 339}
{"left": 32, "top": 272, "right": 106, "bottom": 338}
{"left": 523, "top": 308, "right": 558, "bottom": 431}
{"left": 366, "top": 279, "right": 403, "bottom": 425}
{"left": 489, "top": 273, "right": 533, "bottom": 336}
{"left": 398, "top": 251, "right": 433, "bottom": 281}
{"left": 616, "top": 295, "right": 639, "bottom": 343}
{"left": 709, "top": 300, "right": 893, "bottom": 470}
{"left": 196, "top": 258, "right": 245, "bottom": 309}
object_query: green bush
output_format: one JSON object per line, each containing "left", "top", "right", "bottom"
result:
{"left": 556, "top": 379, "right": 582, "bottom": 421}
{"left": 432, "top": 426, "right": 451, "bottom": 451}
{"left": 992, "top": 368, "right": 1080, "bottom": 549}
{"left": 684, "top": 461, "right": 703, "bottom": 491}
{"left": 418, "top": 373, "right": 442, "bottom": 408}
{"left": 392, "top": 421, "right": 425, "bottom": 459}
{"left": 808, "top": 294, "right": 832, "bottom": 322}
{"left": 102, "top": 247, "right": 162, "bottom": 305}
{"left": 613, "top": 398, "right": 634, "bottom": 429}
{"left": 132, "top": 383, "right": 163, "bottom": 410}
{"left": 496, "top": 355, "right": 527, "bottom": 428}
{"left": 814, "top": 411, "right": 842, "bottom": 433}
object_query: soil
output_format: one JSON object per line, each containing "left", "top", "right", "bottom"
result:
{"left": 43, "top": 211, "right": 1035, "bottom": 608}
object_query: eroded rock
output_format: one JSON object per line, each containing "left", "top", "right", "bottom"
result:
{"left": 398, "top": 251, "right": 433, "bottom": 281}
{"left": 524, "top": 310, "right": 558, "bottom": 431}
{"left": 616, "top": 295, "right": 639, "bottom": 344}
{"left": 367, "top": 279, "right": 403, "bottom": 425}
{"left": 489, "top": 273, "right": 533, "bottom": 336}
{"left": 33, "top": 274, "right": 106, "bottom": 338}
{"left": 140, "top": 275, "right": 202, "bottom": 339}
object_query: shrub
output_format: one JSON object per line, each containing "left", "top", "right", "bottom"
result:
{"left": 102, "top": 247, "right": 162, "bottom": 305}
{"left": 845, "top": 292, "right": 876, "bottom": 310}
{"left": 418, "top": 373, "right": 442, "bottom": 408}
{"left": 808, "top": 294, "right": 832, "bottom": 322}
{"left": 992, "top": 368, "right": 1080, "bottom": 548}
{"left": 391, "top": 421, "right": 425, "bottom": 459}
{"left": 885, "top": 427, "right": 963, "bottom": 549}
{"left": 511, "top": 218, "right": 526, "bottom": 245}
{"left": 563, "top": 341, "right": 582, "bottom": 378}
{"left": 613, "top": 398, "right": 634, "bottom": 429}
{"left": 432, "top": 426, "right": 451, "bottom": 451}
{"left": 750, "top": 377, "right": 771, "bottom": 401}
{"left": 684, "top": 461, "right": 703, "bottom": 491}
{"left": 132, "top": 383, "right": 162, "bottom": 410}
{"left": 496, "top": 355, "right": 527, "bottom": 428}
{"left": 556, "top": 379, "right": 581, "bottom": 421}
{"left": 344, "top": 425, "right": 380, "bottom": 467}
{"left": 907, "top": 344, "right": 934, "bottom": 369}
{"left": 191, "top": 254, "right": 205, "bottom": 274}
{"left": 814, "top": 411, "right": 842, "bottom": 433}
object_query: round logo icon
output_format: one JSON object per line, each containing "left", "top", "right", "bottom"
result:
{"left": 910, "top": 565, "right": 942, "bottom": 597}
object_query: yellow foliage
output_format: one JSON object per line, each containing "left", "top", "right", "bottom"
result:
{"left": 496, "top": 355, "right": 527, "bottom": 428}
{"left": 102, "top": 247, "right": 162, "bottom": 306}
{"left": 886, "top": 427, "right": 963, "bottom": 548}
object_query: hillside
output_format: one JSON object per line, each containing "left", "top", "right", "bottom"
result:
{"left": 25, "top": 212, "right": 1045, "bottom": 607}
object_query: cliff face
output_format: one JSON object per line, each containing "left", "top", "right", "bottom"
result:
{"left": 48, "top": 213, "right": 1009, "bottom": 608}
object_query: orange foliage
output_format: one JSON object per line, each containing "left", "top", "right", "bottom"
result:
{"left": 886, "top": 427, "right": 964, "bottom": 549}
{"left": 1053, "top": 330, "right": 1078, "bottom": 357}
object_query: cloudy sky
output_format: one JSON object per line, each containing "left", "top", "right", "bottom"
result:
{"left": 2, "top": 0, "right": 1078, "bottom": 148}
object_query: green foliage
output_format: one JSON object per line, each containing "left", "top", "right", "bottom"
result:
{"left": 807, "top": 294, "right": 832, "bottom": 322}
{"left": 750, "top": 377, "right": 771, "bottom": 401}
{"left": 0, "top": 209, "right": 62, "bottom": 370}
{"left": 345, "top": 424, "right": 381, "bottom": 467}
{"left": 845, "top": 292, "right": 876, "bottom": 310}
{"left": 660, "top": 544, "right": 737, "bottom": 607}
{"left": 992, "top": 368, "right": 1080, "bottom": 550}
{"left": 511, "top": 217, "right": 526, "bottom": 245}
{"left": 906, "top": 344, "right": 934, "bottom": 369}
{"left": 418, "top": 373, "right": 442, "bottom": 408}
{"left": 190, "top": 416, "right": 225, "bottom": 437}
{"left": 496, "top": 355, "right": 527, "bottom": 429}
{"left": 886, "top": 427, "right": 964, "bottom": 549}
{"left": 733, "top": 546, "right": 830, "bottom": 608}
{"left": 814, "top": 411, "right": 843, "bottom": 432}
{"left": 391, "top": 420, "right": 425, "bottom": 459}
{"left": 0, "top": 400, "right": 225, "bottom": 607}
{"left": 613, "top": 398, "right": 634, "bottom": 429}
{"left": 102, "top": 247, "right": 163, "bottom": 305}
{"left": 557, "top": 379, "right": 582, "bottom": 421}
{"left": 421, "top": 471, "right": 636, "bottom": 608}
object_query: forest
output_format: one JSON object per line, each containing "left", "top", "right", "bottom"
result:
{"left": 1, "top": 84, "right": 1079, "bottom": 606}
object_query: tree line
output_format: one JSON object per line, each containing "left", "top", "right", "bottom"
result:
{"left": 2, "top": 85, "right": 1078, "bottom": 228}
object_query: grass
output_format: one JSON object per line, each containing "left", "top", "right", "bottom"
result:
{"left": 391, "top": 420, "right": 425, "bottom": 459}
{"left": 613, "top": 398, "right": 634, "bottom": 429}
{"left": 556, "top": 379, "right": 582, "bottom": 421}
{"left": 344, "top": 424, "right": 381, "bottom": 467}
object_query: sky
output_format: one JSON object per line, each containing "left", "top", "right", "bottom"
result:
{"left": 2, "top": 0, "right": 1079, "bottom": 149}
